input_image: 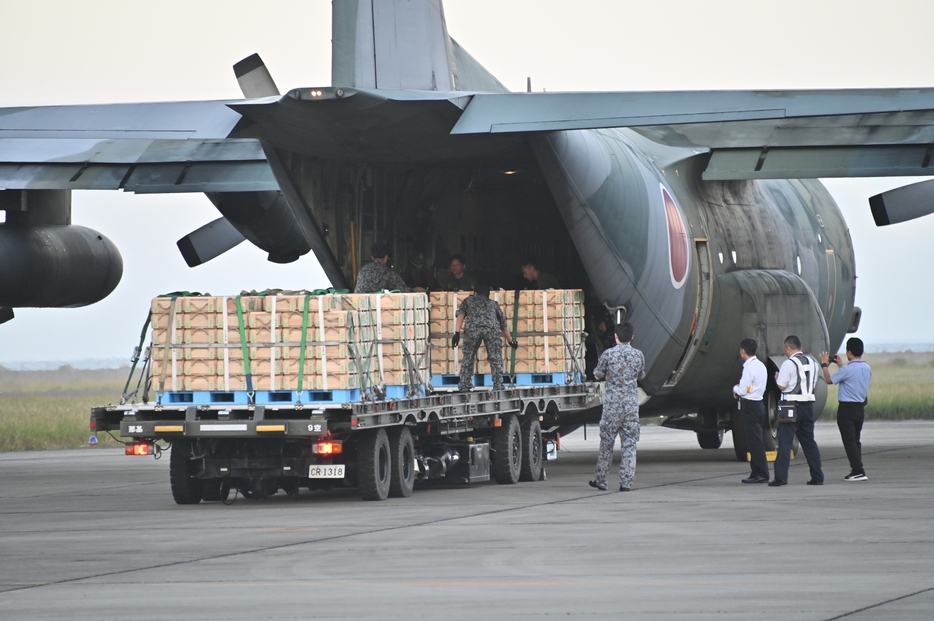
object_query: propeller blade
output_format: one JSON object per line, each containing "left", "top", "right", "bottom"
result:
{"left": 869, "top": 178, "right": 934, "bottom": 226}
{"left": 176, "top": 217, "right": 246, "bottom": 267}
{"left": 233, "top": 53, "right": 280, "bottom": 98}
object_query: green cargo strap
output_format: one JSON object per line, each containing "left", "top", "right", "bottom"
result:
{"left": 234, "top": 297, "right": 254, "bottom": 395}
{"left": 311, "top": 288, "right": 350, "bottom": 295}
{"left": 509, "top": 289, "right": 521, "bottom": 378}
{"left": 157, "top": 296, "right": 179, "bottom": 395}
{"left": 296, "top": 295, "right": 311, "bottom": 395}
{"left": 122, "top": 313, "right": 152, "bottom": 402}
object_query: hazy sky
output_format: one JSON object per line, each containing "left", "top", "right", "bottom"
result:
{"left": 2, "top": 0, "right": 934, "bottom": 364}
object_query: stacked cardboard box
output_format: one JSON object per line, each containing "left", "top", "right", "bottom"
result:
{"left": 428, "top": 289, "right": 585, "bottom": 377}
{"left": 150, "top": 293, "right": 429, "bottom": 394}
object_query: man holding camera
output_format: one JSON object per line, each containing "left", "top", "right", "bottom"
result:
{"left": 821, "top": 338, "right": 872, "bottom": 481}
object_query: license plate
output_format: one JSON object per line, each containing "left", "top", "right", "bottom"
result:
{"left": 309, "top": 464, "right": 345, "bottom": 479}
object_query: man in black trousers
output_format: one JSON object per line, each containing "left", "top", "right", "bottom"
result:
{"left": 733, "top": 339, "right": 769, "bottom": 484}
{"left": 821, "top": 338, "right": 872, "bottom": 481}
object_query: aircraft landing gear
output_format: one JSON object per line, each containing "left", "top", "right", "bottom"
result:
{"left": 696, "top": 429, "right": 724, "bottom": 449}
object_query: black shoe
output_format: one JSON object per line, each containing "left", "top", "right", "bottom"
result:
{"left": 742, "top": 476, "right": 768, "bottom": 484}
{"left": 619, "top": 486, "right": 631, "bottom": 492}
{"left": 768, "top": 479, "right": 787, "bottom": 487}
{"left": 806, "top": 479, "right": 823, "bottom": 485}
{"left": 588, "top": 480, "right": 607, "bottom": 491}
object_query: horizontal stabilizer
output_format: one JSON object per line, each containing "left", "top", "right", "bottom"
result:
{"left": 176, "top": 217, "right": 246, "bottom": 267}
{"left": 234, "top": 53, "right": 280, "bottom": 98}
{"left": 869, "top": 179, "right": 934, "bottom": 226}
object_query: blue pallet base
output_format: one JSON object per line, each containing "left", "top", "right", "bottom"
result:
{"left": 157, "top": 385, "right": 425, "bottom": 406}
{"left": 431, "top": 373, "right": 574, "bottom": 388}
{"left": 159, "top": 389, "right": 362, "bottom": 406}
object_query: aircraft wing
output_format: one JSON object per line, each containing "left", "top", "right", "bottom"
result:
{"left": 451, "top": 88, "right": 934, "bottom": 180}
{"left": 0, "top": 100, "right": 278, "bottom": 193}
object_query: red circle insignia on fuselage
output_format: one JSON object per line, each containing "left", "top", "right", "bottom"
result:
{"left": 661, "top": 186, "right": 689, "bottom": 289}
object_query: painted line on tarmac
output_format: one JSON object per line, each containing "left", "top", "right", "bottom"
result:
{"left": 0, "top": 442, "right": 928, "bottom": 597}
{"left": 821, "top": 585, "right": 934, "bottom": 621}
{"left": 0, "top": 477, "right": 756, "bottom": 596}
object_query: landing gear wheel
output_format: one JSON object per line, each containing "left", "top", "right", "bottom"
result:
{"left": 696, "top": 429, "right": 724, "bottom": 449}
{"left": 169, "top": 441, "right": 203, "bottom": 505}
{"left": 492, "top": 414, "right": 522, "bottom": 484}
{"left": 763, "top": 391, "right": 779, "bottom": 452}
{"left": 519, "top": 418, "right": 543, "bottom": 482}
{"left": 200, "top": 479, "right": 231, "bottom": 502}
{"left": 358, "top": 428, "right": 391, "bottom": 500}
{"left": 388, "top": 426, "right": 415, "bottom": 498}
{"left": 730, "top": 409, "right": 747, "bottom": 462}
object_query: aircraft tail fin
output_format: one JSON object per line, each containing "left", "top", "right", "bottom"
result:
{"left": 331, "top": 0, "right": 508, "bottom": 93}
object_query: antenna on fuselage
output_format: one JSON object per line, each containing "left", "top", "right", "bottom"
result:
{"left": 527, "top": 77, "right": 531, "bottom": 93}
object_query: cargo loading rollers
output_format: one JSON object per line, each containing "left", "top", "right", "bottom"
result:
{"left": 91, "top": 290, "right": 606, "bottom": 503}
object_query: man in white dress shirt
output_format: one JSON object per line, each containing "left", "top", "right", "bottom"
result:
{"left": 771, "top": 335, "right": 823, "bottom": 487}
{"left": 733, "top": 338, "right": 769, "bottom": 483}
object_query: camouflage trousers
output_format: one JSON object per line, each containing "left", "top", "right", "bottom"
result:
{"left": 594, "top": 411, "right": 640, "bottom": 489}
{"left": 458, "top": 331, "right": 504, "bottom": 391}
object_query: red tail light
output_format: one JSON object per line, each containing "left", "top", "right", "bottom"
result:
{"left": 126, "top": 442, "right": 152, "bottom": 456}
{"left": 312, "top": 441, "right": 342, "bottom": 455}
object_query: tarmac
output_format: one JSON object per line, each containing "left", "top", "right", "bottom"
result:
{"left": 1, "top": 421, "right": 932, "bottom": 620}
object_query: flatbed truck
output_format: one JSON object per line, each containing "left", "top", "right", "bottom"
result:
{"left": 91, "top": 380, "right": 603, "bottom": 504}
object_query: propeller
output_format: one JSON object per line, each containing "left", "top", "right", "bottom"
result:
{"left": 233, "top": 53, "right": 280, "bottom": 98}
{"left": 176, "top": 217, "right": 246, "bottom": 268}
{"left": 869, "top": 179, "right": 934, "bottom": 226}
{"left": 174, "top": 54, "right": 282, "bottom": 268}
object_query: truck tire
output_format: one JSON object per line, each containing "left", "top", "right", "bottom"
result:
{"left": 358, "top": 428, "right": 391, "bottom": 500}
{"left": 492, "top": 414, "right": 522, "bottom": 484}
{"left": 388, "top": 426, "right": 415, "bottom": 498}
{"left": 201, "top": 479, "right": 231, "bottom": 502}
{"left": 519, "top": 418, "right": 543, "bottom": 482}
{"left": 169, "top": 441, "right": 203, "bottom": 505}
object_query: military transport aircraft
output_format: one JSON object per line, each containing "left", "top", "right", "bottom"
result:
{"left": 3, "top": 0, "right": 934, "bottom": 458}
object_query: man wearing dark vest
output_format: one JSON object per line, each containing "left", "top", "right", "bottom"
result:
{"left": 771, "top": 335, "right": 824, "bottom": 486}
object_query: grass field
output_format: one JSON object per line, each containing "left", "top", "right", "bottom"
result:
{"left": 1, "top": 352, "right": 933, "bottom": 450}
{"left": 0, "top": 366, "right": 131, "bottom": 451}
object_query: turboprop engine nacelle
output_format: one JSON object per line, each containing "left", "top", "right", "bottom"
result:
{"left": 0, "top": 190, "right": 123, "bottom": 310}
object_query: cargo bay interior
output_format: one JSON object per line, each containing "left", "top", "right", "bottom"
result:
{"left": 286, "top": 155, "right": 614, "bottom": 374}
{"left": 290, "top": 157, "right": 590, "bottom": 294}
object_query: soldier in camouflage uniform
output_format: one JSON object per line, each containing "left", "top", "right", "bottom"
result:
{"left": 452, "top": 284, "right": 517, "bottom": 391}
{"left": 589, "top": 322, "right": 645, "bottom": 492}
{"left": 436, "top": 254, "right": 476, "bottom": 292}
{"left": 354, "top": 242, "right": 411, "bottom": 294}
